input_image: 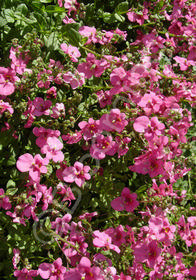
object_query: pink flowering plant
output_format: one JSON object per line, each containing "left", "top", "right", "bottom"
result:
{"left": 1, "top": 0, "right": 196, "bottom": 279}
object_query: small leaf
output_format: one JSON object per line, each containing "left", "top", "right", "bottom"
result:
{"left": 0, "top": 16, "right": 7, "bottom": 27}
{"left": 115, "top": 2, "right": 129, "bottom": 14}
{"left": 6, "top": 180, "right": 16, "bottom": 188}
{"left": 46, "top": 5, "right": 65, "bottom": 13}
{"left": 64, "top": 28, "right": 81, "bottom": 46}
{"left": 6, "top": 187, "right": 18, "bottom": 196}
{"left": 4, "top": 9, "right": 15, "bottom": 23}
{"left": 114, "top": 13, "right": 125, "bottom": 22}
{"left": 40, "top": 0, "right": 53, "bottom": 3}
{"left": 16, "top": 4, "right": 28, "bottom": 16}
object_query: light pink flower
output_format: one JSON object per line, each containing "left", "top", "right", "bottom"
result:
{"left": 61, "top": 43, "right": 81, "bottom": 62}
{"left": 0, "top": 100, "right": 14, "bottom": 115}
{"left": 16, "top": 153, "right": 49, "bottom": 182}
{"left": 93, "top": 230, "right": 120, "bottom": 253}
{"left": 63, "top": 161, "right": 91, "bottom": 187}
{"left": 14, "top": 268, "right": 38, "bottom": 280}
{"left": 41, "top": 136, "right": 64, "bottom": 163}
{"left": 0, "top": 67, "right": 19, "bottom": 96}
{"left": 133, "top": 116, "right": 150, "bottom": 133}
{"left": 38, "top": 258, "right": 66, "bottom": 280}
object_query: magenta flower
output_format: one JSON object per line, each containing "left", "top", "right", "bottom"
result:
{"left": 0, "top": 100, "right": 14, "bottom": 115}
{"left": 133, "top": 116, "right": 150, "bottom": 133}
{"left": 16, "top": 153, "right": 49, "bottom": 182}
{"left": 63, "top": 161, "right": 91, "bottom": 187}
{"left": 93, "top": 230, "right": 120, "bottom": 253}
{"left": 133, "top": 240, "right": 162, "bottom": 268}
{"left": 38, "top": 258, "right": 66, "bottom": 280}
{"left": 41, "top": 136, "right": 64, "bottom": 163}
{"left": 0, "top": 67, "right": 19, "bottom": 96}
{"left": 78, "top": 118, "right": 102, "bottom": 141}
{"left": 99, "top": 109, "right": 128, "bottom": 133}
{"left": 14, "top": 268, "right": 38, "bottom": 280}
{"left": 32, "top": 97, "right": 52, "bottom": 117}
{"left": 61, "top": 43, "right": 81, "bottom": 62}
{"left": 90, "top": 134, "right": 117, "bottom": 160}
{"left": 77, "top": 257, "right": 103, "bottom": 280}
{"left": 111, "top": 187, "right": 139, "bottom": 212}
{"left": 0, "top": 188, "right": 12, "bottom": 210}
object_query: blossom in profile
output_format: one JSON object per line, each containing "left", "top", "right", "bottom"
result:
{"left": 111, "top": 187, "right": 139, "bottom": 212}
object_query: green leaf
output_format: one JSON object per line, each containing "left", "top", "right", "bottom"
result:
{"left": 6, "top": 187, "right": 18, "bottom": 196}
{"left": 6, "top": 180, "right": 16, "bottom": 188}
{"left": 64, "top": 28, "right": 81, "bottom": 46}
{"left": 44, "top": 32, "right": 59, "bottom": 50}
{"left": 6, "top": 154, "right": 16, "bottom": 166}
{"left": 46, "top": 5, "right": 65, "bottom": 13}
{"left": 45, "top": 217, "right": 51, "bottom": 228}
{"left": 102, "top": 12, "right": 112, "bottom": 23}
{"left": 40, "top": 0, "right": 53, "bottom": 2}
{"left": 4, "top": 9, "right": 15, "bottom": 23}
{"left": 16, "top": 3, "right": 28, "bottom": 16}
{"left": 114, "top": 13, "right": 125, "bottom": 22}
{"left": 115, "top": 2, "right": 129, "bottom": 14}
{"left": 0, "top": 16, "right": 7, "bottom": 27}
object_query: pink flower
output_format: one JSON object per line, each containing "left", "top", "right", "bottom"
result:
{"left": 133, "top": 116, "right": 150, "bottom": 133}
{"left": 63, "top": 71, "right": 84, "bottom": 89}
{"left": 0, "top": 188, "right": 12, "bottom": 210}
{"left": 63, "top": 161, "right": 91, "bottom": 187}
{"left": 90, "top": 135, "right": 117, "bottom": 160}
{"left": 173, "top": 56, "right": 195, "bottom": 71}
{"left": 79, "top": 26, "right": 97, "bottom": 45}
{"left": 41, "top": 136, "right": 64, "bottom": 163}
{"left": 47, "top": 86, "right": 57, "bottom": 99}
{"left": 51, "top": 213, "right": 72, "bottom": 234}
{"left": 0, "top": 100, "right": 14, "bottom": 115}
{"left": 9, "top": 46, "right": 30, "bottom": 75}
{"left": 16, "top": 153, "right": 49, "bottom": 182}
{"left": 32, "top": 97, "right": 52, "bottom": 117}
{"left": 12, "top": 249, "right": 20, "bottom": 270}
{"left": 14, "top": 268, "right": 38, "bottom": 280}
{"left": 77, "top": 257, "right": 103, "bottom": 280}
{"left": 93, "top": 230, "right": 120, "bottom": 253}
{"left": 61, "top": 43, "right": 81, "bottom": 62}
{"left": 189, "top": 261, "right": 196, "bottom": 276}
{"left": 99, "top": 109, "right": 128, "bottom": 133}
{"left": 115, "top": 136, "right": 131, "bottom": 158}
{"left": 111, "top": 187, "right": 139, "bottom": 212}
{"left": 78, "top": 118, "right": 102, "bottom": 141}
{"left": 33, "top": 127, "right": 60, "bottom": 148}
{"left": 0, "top": 67, "right": 19, "bottom": 96}
{"left": 133, "top": 240, "right": 162, "bottom": 268}
{"left": 38, "top": 258, "right": 66, "bottom": 280}
{"left": 51, "top": 103, "right": 65, "bottom": 118}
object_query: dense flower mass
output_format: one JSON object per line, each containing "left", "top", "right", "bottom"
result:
{"left": 0, "top": 0, "right": 196, "bottom": 279}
